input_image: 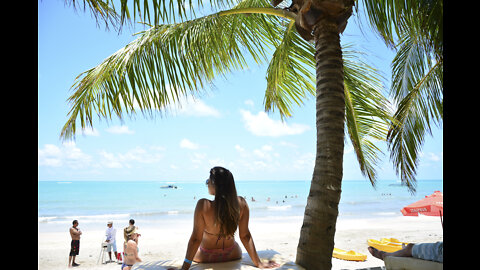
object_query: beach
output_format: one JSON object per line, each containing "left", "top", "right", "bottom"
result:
{"left": 38, "top": 180, "right": 443, "bottom": 269}
{"left": 38, "top": 214, "right": 443, "bottom": 269}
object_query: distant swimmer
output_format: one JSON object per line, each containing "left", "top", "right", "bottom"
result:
{"left": 251, "top": 197, "right": 256, "bottom": 202}
{"left": 267, "top": 197, "right": 270, "bottom": 202}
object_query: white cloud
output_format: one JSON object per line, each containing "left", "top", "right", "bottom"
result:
{"left": 99, "top": 146, "right": 164, "bottom": 169}
{"left": 234, "top": 145, "right": 245, "bottom": 152}
{"left": 105, "top": 125, "right": 135, "bottom": 135}
{"left": 244, "top": 99, "right": 254, "bottom": 107}
{"left": 150, "top": 145, "right": 166, "bottom": 152}
{"left": 208, "top": 158, "right": 227, "bottom": 168}
{"left": 174, "top": 96, "right": 221, "bottom": 118}
{"left": 279, "top": 141, "right": 298, "bottom": 148}
{"left": 189, "top": 152, "right": 207, "bottom": 169}
{"left": 253, "top": 145, "right": 274, "bottom": 160}
{"left": 38, "top": 142, "right": 92, "bottom": 169}
{"left": 292, "top": 153, "right": 315, "bottom": 170}
{"left": 119, "top": 85, "right": 220, "bottom": 118}
{"left": 253, "top": 160, "right": 268, "bottom": 168}
{"left": 427, "top": 152, "right": 442, "bottom": 162}
{"left": 240, "top": 110, "right": 310, "bottom": 137}
{"left": 180, "top": 139, "right": 200, "bottom": 150}
{"left": 80, "top": 127, "right": 99, "bottom": 136}
{"left": 99, "top": 150, "right": 124, "bottom": 168}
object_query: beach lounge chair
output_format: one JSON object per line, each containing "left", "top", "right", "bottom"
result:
{"left": 131, "top": 250, "right": 304, "bottom": 269}
{"left": 97, "top": 241, "right": 109, "bottom": 264}
{"left": 384, "top": 256, "right": 443, "bottom": 270}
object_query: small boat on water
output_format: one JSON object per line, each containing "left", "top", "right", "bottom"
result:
{"left": 388, "top": 180, "right": 407, "bottom": 187}
{"left": 160, "top": 185, "right": 178, "bottom": 189}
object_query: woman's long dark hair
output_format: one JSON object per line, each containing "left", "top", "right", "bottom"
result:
{"left": 210, "top": 166, "right": 240, "bottom": 238}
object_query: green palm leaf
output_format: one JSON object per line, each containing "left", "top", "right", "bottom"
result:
{"left": 66, "top": 0, "right": 122, "bottom": 30}
{"left": 387, "top": 33, "right": 443, "bottom": 192}
{"left": 361, "top": 0, "right": 443, "bottom": 192}
{"left": 343, "top": 45, "right": 393, "bottom": 187}
{"left": 60, "top": 0, "right": 295, "bottom": 140}
{"left": 61, "top": 0, "right": 394, "bottom": 189}
{"left": 361, "top": 0, "right": 442, "bottom": 56}
{"left": 264, "top": 20, "right": 315, "bottom": 119}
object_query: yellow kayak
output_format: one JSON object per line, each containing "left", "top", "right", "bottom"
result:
{"left": 332, "top": 248, "right": 367, "bottom": 261}
{"left": 367, "top": 238, "right": 409, "bottom": 253}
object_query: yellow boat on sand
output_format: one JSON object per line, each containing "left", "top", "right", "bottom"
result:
{"left": 332, "top": 248, "right": 367, "bottom": 261}
{"left": 367, "top": 238, "right": 409, "bottom": 253}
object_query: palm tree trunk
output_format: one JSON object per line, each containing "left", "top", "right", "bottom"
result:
{"left": 296, "top": 18, "right": 345, "bottom": 270}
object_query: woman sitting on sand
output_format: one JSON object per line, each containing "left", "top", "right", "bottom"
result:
{"left": 181, "top": 166, "right": 279, "bottom": 270}
{"left": 122, "top": 227, "right": 142, "bottom": 270}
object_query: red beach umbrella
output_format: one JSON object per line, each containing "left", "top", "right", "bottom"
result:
{"left": 401, "top": 191, "right": 443, "bottom": 217}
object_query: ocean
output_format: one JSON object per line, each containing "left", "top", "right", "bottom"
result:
{"left": 38, "top": 180, "right": 442, "bottom": 232}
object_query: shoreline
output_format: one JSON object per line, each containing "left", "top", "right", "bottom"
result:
{"left": 38, "top": 215, "right": 443, "bottom": 270}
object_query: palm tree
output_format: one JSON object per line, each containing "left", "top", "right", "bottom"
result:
{"left": 361, "top": 0, "right": 443, "bottom": 193}
{"left": 59, "top": 0, "right": 392, "bottom": 268}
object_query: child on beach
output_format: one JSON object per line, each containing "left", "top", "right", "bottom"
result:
{"left": 181, "top": 166, "right": 279, "bottom": 269}
{"left": 122, "top": 227, "right": 142, "bottom": 270}
{"left": 123, "top": 219, "right": 136, "bottom": 243}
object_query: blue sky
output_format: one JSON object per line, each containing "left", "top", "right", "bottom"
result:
{"left": 38, "top": 0, "right": 443, "bottom": 182}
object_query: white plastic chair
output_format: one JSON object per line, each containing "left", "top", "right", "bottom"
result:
{"left": 97, "top": 242, "right": 108, "bottom": 264}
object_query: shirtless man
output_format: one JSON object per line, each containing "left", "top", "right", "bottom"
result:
{"left": 68, "top": 220, "right": 82, "bottom": 267}
{"left": 122, "top": 228, "right": 142, "bottom": 270}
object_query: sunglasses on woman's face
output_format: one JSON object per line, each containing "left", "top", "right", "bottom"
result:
{"left": 206, "top": 178, "right": 210, "bottom": 185}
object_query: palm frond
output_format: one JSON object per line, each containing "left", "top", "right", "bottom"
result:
{"left": 343, "top": 45, "right": 393, "bottom": 187}
{"left": 264, "top": 20, "right": 316, "bottom": 119}
{"left": 60, "top": 1, "right": 292, "bottom": 140}
{"left": 65, "top": 0, "right": 122, "bottom": 30}
{"left": 387, "top": 33, "right": 443, "bottom": 192}
{"left": 361, "top": 0, "right": 443, "bottom": 55}
{"left": 361, "top": 0, "right": 443, "bottom": 193}
{"left": 113, "top": 0, "right": 241, "bottom": 28}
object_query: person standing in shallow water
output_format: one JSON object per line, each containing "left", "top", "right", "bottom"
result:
{"left": 68, "top": 220, "right": 82, "bottom": 267}
{"left": 181, "top": 166, "right": 279, "bottom": 269}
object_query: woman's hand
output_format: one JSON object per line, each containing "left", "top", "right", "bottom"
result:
{"left": 258, "top": 260, "right": 280, "bottom": 269}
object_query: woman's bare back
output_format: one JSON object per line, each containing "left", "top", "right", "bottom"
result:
{"left": 124, "top": 240, "right": 141, "bottom": 266}
{"left": 200, "top": 196, "right": 246, "bottom": 248}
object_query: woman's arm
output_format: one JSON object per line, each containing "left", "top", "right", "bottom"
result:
{"left": 238, "top": 198, "right": 262, "bottom": 267}
{"left": 238, "top": 197, "right": 279, "bottom": 269}
{"left": 133, "top": 242, "right": 142, "bottom": 262}
{"left": 181, "top": 199, "right": 206, "bottom": 270}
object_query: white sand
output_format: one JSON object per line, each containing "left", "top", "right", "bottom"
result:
{"left": 38, "top": 215, "right": 443, "bottom": 270}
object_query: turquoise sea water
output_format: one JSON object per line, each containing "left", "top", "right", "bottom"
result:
{"left": 38, "top": 180, "right": 442, "bottom": 232}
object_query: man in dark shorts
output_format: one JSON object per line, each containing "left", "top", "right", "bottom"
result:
{"left": 69, "top": 220, "right": 82, "bottom": 267}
